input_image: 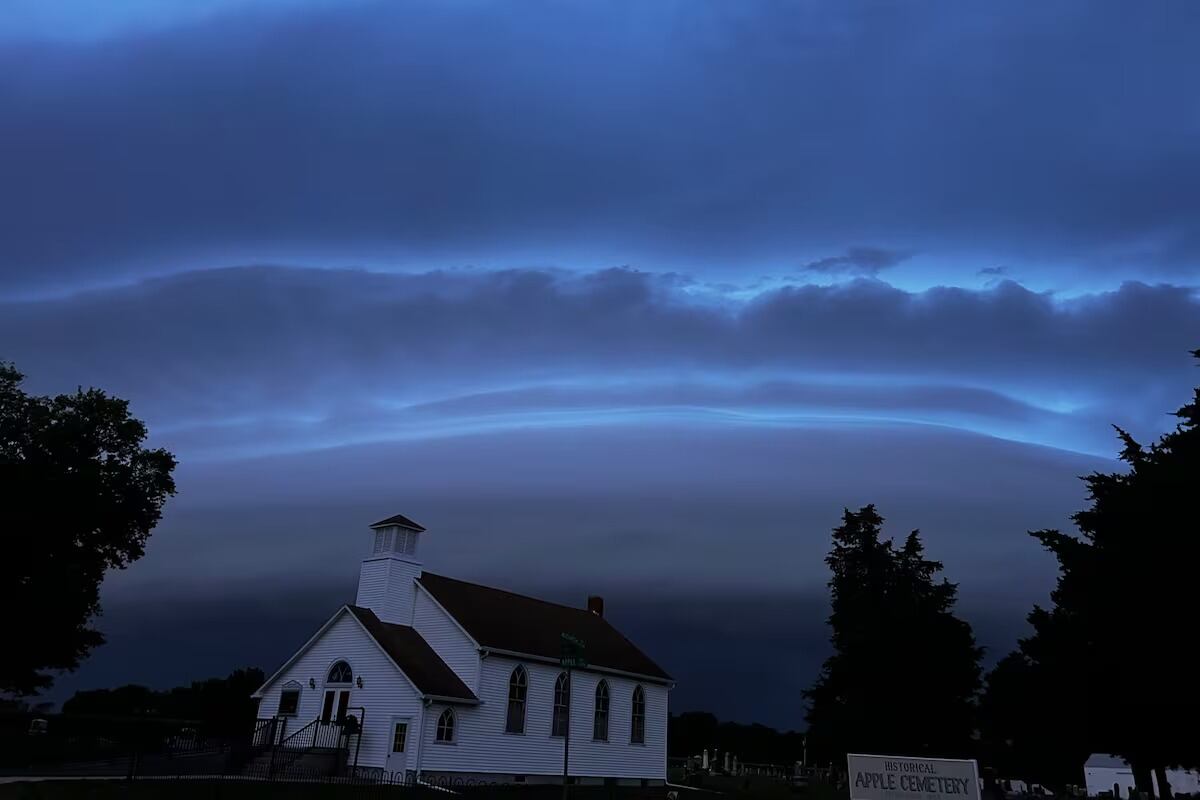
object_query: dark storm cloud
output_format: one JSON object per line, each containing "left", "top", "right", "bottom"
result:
{"left": 53, "top": 424, "right": 1096, "bottom": 725}
{"left": 4, "top": 265, "right": 1194, "bottom": 390}
{"left": 3, "top": 266, "right": 1197, "bottom": 458}
{"left": 2, "top": 1, "right": 1199, "bottom": 292}
{"left": 7, "top": 0, "right": 1197, "bottom": 725}
{"left": 100, "top": 424, "right": 1095, "bottom": 597}
{"left": 801, "top": 247, "right": 914, "bottom": 276}
{"left": 53, "top": 582, "right": 834, "bottom": 728}
{"left": 53, "top": 581, "right": 1034, "bottom": 728}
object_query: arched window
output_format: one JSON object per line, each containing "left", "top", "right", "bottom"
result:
{"left": 593, "top": 680, "right": 609, "bottom": 741}
{"left": 505, "top": 666, "right": 527, "bottom": 734}
{"left": 630, "top": 685, "right": 646, "bottom": 744}
{"left": 436, "top": 708, "right": 455, "bottom": 743}
{"left": 327, "top": 660, "right": 353, "bottom": 684}
{"left": 552, "top": 672, "right": 570, "bottom": 738}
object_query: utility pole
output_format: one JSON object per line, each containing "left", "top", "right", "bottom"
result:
{"left": 562, "top": 665, "right": 571, "bottom": 800}
{"left": 560, "top": 633, "right": 587, "bottom": 800}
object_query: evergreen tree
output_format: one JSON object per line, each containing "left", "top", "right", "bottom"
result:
{"left": 804, "top": 505, "right": 982, "bottom": 763}
{"left": 978, "top": 650, "right": 1090, "bottom": 787}
{"left": 983, "top": 349, "right": 1200, "bottom": 794}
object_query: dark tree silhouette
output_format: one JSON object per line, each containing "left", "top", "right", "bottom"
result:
{"left": 669, "top": 711, "right": 806, "bottom": 764}
{"left": 63, "top": 668, "right": 266, "bottom": 734}
{"left": 982, "top": 350, "right": 1200, "bottom": 796}
{"left": 978, "top": 650, "right": 1090, "bottom": 787}
{"left": 1, "top": 362, "right": 176, "bottom": 696}
{"left": 804, "top": 505, "right": 981, "bottom": 762}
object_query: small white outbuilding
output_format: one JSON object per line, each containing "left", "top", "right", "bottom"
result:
{"left": 1084, "top": 754, "right": 1200, "bottom": 798}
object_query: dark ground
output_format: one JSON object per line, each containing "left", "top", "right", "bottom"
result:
{"left": 0, "top": 777, "right": 840, "bottom": 800}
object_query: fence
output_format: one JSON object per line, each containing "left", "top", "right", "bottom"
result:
{"left": 0, "top": 714, "right": 668, "bottom": 800}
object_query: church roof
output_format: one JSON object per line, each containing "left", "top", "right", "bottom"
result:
{"left": 346, "top": 605, "right": 477, "bottom": 701}
{"left": 369, "top": 513, "right": 426, "bottom": 531}
{"left": 417, "top": 572, "right": 671, "bottom": 682}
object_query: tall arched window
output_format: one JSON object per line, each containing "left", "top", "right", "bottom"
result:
{"left": 327, "top": 660, "right": 353, "bottom": 684}
{"left": 593, "top": 680, "right": 609, "bottom": 741}
{"left": 505, "top": 665, "right": 527, "bottom": 734}
{"left": 630, "top": 685, "right": 646, "bottom": 744}
{"left": 552, "top": 672, "right": 570, "bottom": 738}
{"left": 436, "top": 708, "right": 456, "bottom": 743}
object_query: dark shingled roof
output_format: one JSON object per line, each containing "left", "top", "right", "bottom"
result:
{"left": 346, "top": 605, "right": 477, "bottom": 701}
{"left": 417, "top": 573, "right": 671, "bottom": 682}
{"left": 369, "top": 513, "right": 426, "bottom": 531}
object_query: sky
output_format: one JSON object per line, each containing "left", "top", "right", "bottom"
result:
{"left": 2, "top": 0, "right": 1199, "bottom": 728}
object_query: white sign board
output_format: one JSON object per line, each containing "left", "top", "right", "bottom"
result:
{"left": 847, "top": 754, "right": 981, "bottom": 800}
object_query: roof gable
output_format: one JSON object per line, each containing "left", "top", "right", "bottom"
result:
{"left": 255, "top": 605, "right": 476, "bottom": 702}
{"left": 254, "top": 607, "right": 354, "bottom": 698}
{"left": 417, "top": 573, "right": 671, "bottom": 682}
{"left": 346, "top": 606, "right": 477, "bottom": 701}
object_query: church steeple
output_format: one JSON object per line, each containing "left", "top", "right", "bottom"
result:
{"left": 355, "top": 513, "right": 425, "bottom": 624}
{"left": 367, "top": 513, "right": 425, "bottom": 563}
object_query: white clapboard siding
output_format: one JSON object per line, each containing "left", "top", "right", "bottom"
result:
{"left": 356, "top": 558, "right": 420, "bottom": 625}
{"left": 417, "top": 656, "right": 667, "bottom": 780}
{"left": 413, "top": 585, "right": 481, "bottom": 691}
{"left": 256, "top": 610, "right": 423, "bottom": 769}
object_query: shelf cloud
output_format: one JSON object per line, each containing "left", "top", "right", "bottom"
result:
{"left": 5, "top": 0, "right": 1199, "bottom": 723}
{"left": 4, "top": 266, "right": 1197, "bottom": 460}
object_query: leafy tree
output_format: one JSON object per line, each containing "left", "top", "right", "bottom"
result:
{"left": 1, "top": 363, "right": 176, "bottom": 696}
{"left": 982, "top": 350, "right": 1200, "bottom": 795}
{"left": 805, "top": 505, "right": 982, "bottom": 763}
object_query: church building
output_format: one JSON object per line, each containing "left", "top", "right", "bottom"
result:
{"left": 252, "top": 514, "right": 672, "bottom": 784}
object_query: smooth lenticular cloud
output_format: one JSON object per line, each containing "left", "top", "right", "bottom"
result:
{"left": 3, "top": 265, "right": 1196, "bottom": 461}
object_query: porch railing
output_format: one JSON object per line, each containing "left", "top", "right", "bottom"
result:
{"left": 263, "top": 717, "right": 352, "bottom": 778}
{"left": 250, "top": 717, "right": 285, "bottom": 752}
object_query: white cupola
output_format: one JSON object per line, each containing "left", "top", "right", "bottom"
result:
{"left": 355, "top": 513, "right": 425, "bottom": 625}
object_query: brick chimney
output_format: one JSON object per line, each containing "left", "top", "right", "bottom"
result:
{"left": 587, "top": 595, "right": 604, "bottom": 617}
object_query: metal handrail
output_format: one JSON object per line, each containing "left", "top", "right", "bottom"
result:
{"left": 277, "top": 718, "right": 319, "bottom": 751}
{"left": 266, "top": 718, "right": 318, "bottom": 777}
{"left": 310, "top": 720, "right": 348, "bottom": 751}
{"left": 250, "top": 717, "right": 280, "bottom": 752}
{"left": 265, "top": 717, "right": 350, "bottom": 778}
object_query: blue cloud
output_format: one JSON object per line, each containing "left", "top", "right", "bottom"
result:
{"left": 2, "top": 1, "right": 1198, "bottom": 294}
{"left": 3, "top": 266, "right": 1196, "bottom": 461}
{"left": 4, "top": 0, "right": 1199, "bottom": 721}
